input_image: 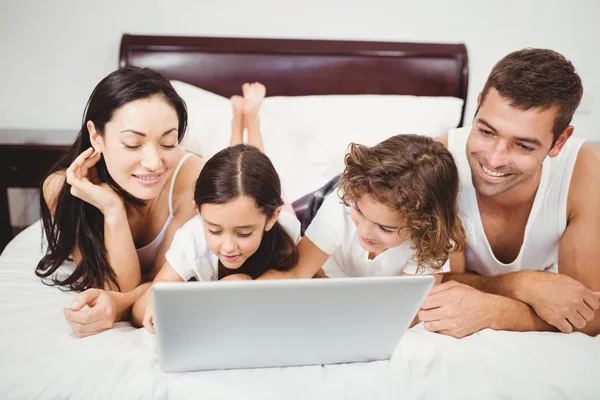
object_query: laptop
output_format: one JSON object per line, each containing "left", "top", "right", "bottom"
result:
{"left": 152, "top": 275, "right": 434, "bottom": 372}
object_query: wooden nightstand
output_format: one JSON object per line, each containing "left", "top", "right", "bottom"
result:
{"left": 0, "top": 129, "right": 73, "bottom": 253}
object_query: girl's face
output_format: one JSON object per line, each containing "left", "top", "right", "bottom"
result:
{"left": 90, "top": 95, "right": 181, "bottom": 200}
{"left": 199, "top": 196, "right": 280, "bottom": 269}
{"left": 349, "top": 194, "right": 409, "bottom": 256}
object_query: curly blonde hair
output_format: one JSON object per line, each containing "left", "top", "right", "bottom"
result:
{"left": 338, "top": 134, "right": 466, "bottom": 272}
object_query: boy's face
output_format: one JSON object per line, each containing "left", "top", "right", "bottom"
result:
{"left": 349, "top": 194, "right": 409, "bottom": 256}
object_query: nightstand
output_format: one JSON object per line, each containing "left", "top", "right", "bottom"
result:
{"left": 0, "top": 129, "right": 73, "bottom": 253}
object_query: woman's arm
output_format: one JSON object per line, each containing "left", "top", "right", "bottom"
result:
{"left": 43, "top": 168, "right": 141, "bottom": 292}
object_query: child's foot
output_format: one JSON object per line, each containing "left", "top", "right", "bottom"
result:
{"left": 231, "top": 95, "right": 245, "bottom": 120}
{"left": 230, "top": 95, "right": 245, "bottom": 146}
{"left": 242, "top": 82, "right": 266, "bottom": 118}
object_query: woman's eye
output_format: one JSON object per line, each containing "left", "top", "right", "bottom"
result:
{"left": 123, "top": 144, "right": 141, "bottom": 150}
{"left": 208, "top": 230, "right": 222, "bottom": 236}
{"left": 237, "top": 232, "right": 252, "bottom": 238}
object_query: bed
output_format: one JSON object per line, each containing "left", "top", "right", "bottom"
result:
{"left": 1, "top": 34, "right": 598, "bottom": 400}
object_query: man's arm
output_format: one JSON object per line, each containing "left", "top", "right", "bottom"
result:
{"left": 418, "top": 280, "right": 557, "bottom": 338}
{"left": 552, "top": 143, "right": 600, "bottom": 335}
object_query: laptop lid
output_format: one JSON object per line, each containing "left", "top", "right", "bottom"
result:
{"left": 153, "top": 275, "right": 433, "bottom": 372}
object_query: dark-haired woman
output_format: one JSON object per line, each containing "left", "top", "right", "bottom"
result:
{"left": 38, "top": 67, "right": 204, "bottom": 337}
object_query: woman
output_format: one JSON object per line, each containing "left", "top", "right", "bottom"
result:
{"left": 37, "top": 66, "right": 204, "bottom": 337}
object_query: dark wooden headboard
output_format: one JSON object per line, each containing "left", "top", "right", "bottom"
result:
{"left": 119, "top": 34, "right": 469, "bottom": 126}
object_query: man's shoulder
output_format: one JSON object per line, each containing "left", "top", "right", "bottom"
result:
{"left": 568, "top": 142, "right": 600, "bottom": 216}
{"left": 435, "top": 134, "right": 448, "bottom": 149}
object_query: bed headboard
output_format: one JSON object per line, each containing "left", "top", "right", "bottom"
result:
{"left": 119, "top": 34, "right": 469, "bottom": 126}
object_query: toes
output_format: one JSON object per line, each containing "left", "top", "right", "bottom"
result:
{"left": 242, "top": 83, "right": 251, "bottom": 96}
{"left": 230, "top": 95, "right": 244, "bottom": 112}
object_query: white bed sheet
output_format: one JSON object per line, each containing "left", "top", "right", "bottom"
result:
{"left": 1, "top": 221, "right": 598, "bottom": 400}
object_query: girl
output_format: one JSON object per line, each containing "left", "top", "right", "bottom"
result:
{"left": 39, "top": 67, "right": 204, "bottom": 337}
{"left": 261, "top": 134, "right": 467, "bottom": 282}
{"left": 132, "top": 144, "right": 301, "bottom": 332}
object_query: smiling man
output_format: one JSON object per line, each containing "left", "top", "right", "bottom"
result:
{"left": 422, "top": 48, "right": 600, "bottom": 338}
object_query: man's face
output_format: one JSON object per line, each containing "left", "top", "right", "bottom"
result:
{"left": 467, "top": 88, "right": 567, "bottom": 198}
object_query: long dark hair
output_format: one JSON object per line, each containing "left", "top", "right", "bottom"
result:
{"left": 36, "top": 66, "right": 188, "bottom": 291}
{"left": 194, "top": 145, "right": 299, "bottom": 278}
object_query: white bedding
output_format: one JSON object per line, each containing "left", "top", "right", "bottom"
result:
{"left": 1, "top": 222, "right": 598, "bottom": 399}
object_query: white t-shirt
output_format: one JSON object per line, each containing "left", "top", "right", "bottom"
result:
{"left": 165, "top": 210, "right": 301, "bottom": 281}
{"left": 304, "top": 191, "right": 450, "bottom": 277}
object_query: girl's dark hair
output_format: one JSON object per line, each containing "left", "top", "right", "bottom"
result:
{"left": 339, "top": 134, "right": 466, "bottom": 272}
{"left": 36, "top": 66, "right": 188, "bottom": 291}
{"left": 194, "top": 145, "right": 299, "bottom": 278}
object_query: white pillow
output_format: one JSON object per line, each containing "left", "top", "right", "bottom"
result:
{"left": 170, "top": 80, "right": 318, "bottom": 201}
{"left": 261, "top": 95, "right": 464, "bottom": 177}
{"left": 171, "top": 81, "right": 465, "bottom": 202}
{"left": 170, "top": 80, "right": 232, "bottom": 159}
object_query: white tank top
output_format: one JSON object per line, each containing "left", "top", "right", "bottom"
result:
{"left": 136, "top": 153, "right": 193, "bottom": 272}
{"left": 448, "top": 127, "right": 585, "bottom": 276}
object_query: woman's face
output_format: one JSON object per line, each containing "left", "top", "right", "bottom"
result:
{"left": 91, "top": 95, "right": 181, "bottom": 200}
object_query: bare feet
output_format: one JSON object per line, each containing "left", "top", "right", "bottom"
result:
{"left": 231, "top": 95, "right": 245, "bottom": 120}
{"left": 230, "top": 95, "right": 245, "bottom": 146}
{"left": 241, "top": 82, "right": 266, "bottom": 152}
{"left": 242, "top": 82, "right": 266, "bottom": 119}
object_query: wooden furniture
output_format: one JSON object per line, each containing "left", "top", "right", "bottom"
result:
{"left": 0, "top": 129, "right": 72, "bottom": 252}
{"left": 119, "top": 34, "right": 469, "bottom": 125}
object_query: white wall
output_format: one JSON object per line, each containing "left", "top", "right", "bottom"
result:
{"left": 1, "top": 0, "right": 599, "bottom": 226}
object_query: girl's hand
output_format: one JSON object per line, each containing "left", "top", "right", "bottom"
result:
{"left": 66, "top": 147, "right": 123, "bottom": 216}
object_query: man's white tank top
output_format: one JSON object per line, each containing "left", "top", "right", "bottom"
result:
{"left": 448, "top": 127, "right": 585, "bottom": 276}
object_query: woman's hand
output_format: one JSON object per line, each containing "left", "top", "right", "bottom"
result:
{"left": 66, "top": 147, "right": 123, "bottom": 216}
{"left": 63, "top": 288, "right": 126, "bottom": 338}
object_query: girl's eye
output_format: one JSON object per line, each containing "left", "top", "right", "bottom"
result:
{"left": 379, "top": 226, "right": 395, "bottom": 233}
{"left": 237, "top": 232, "right": 252, "bottom": 238}
{"left": 161, "top": 144, "right": 177, "bottom": 149}
{"left": 208, "top": 230, "right": 222, "bottom": 236}
{"left": 123, "top": 144, "right": 141, "bottom": 150}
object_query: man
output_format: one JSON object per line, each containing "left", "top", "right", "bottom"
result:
{"left": 420, "top": 48, "right": 600, "bottom": 338}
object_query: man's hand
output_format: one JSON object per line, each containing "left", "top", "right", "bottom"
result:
{"left": 521, "top": 273, "right": 600, "bottom": 333}
{"left": 418, "top": 281, "right": 508, "bottom": 338}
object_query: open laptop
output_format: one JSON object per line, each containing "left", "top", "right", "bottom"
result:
{"left": 152, "top": 275, "right": 434, "bottom": 372}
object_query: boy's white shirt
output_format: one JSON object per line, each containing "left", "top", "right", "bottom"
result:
{"left": 165, "top": 210, "right": 301, "bottom": 281}
{"left": 304, "top": 191, "right": 450, "bottom": 277}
